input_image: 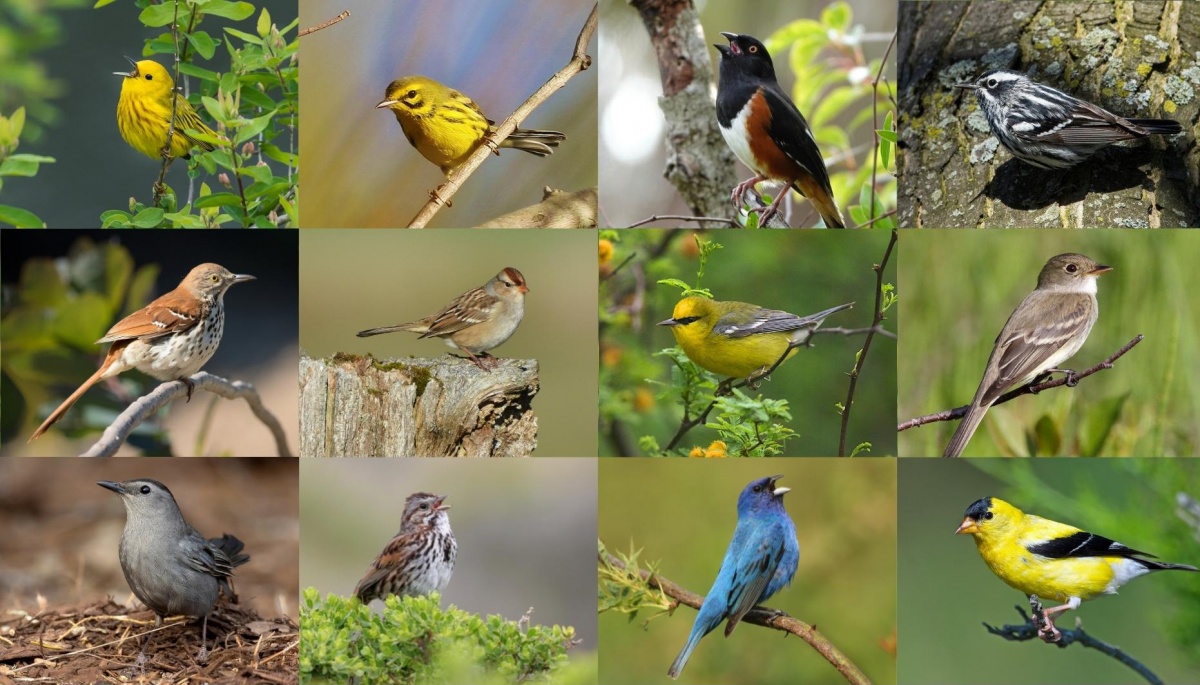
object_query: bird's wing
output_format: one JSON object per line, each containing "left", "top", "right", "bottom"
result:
{"left": 418, "top": 288, "right": 497, "bottom": 337}
{"left": 714, "top": 302, "right": 852, "bottom": 339}
{"left": 1020, "top": 515, "right": 1154, "bottom": 560}
{"left": 722, "top": 524, "right": 787, "bottom": 637}
{"left": 178, "top": 529, "right": 236, "bottom": 579}
{"left": 96, "top": 290, "right": 204, "bottom": 343}
{"left": 758, "top": 82, "right": 833, "bottom": 191}
{"left": 1008, "top": 95, "right": 1146, "bottom": 147}
{"left": 979, "top": 290, "right": 1094, "bottom": 404}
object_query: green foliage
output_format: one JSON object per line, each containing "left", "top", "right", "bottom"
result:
{"left": 299, "top": 588, "right": 591, "bottom": 685}
{"left": 757, "top": 1, "right": 897, "bottom": 229}
{"left": 596, "top": 541, "right": 672, "bottom": 622}
{"left": 98, "top": 0, "right": 298, "bottom": 227}
{"left": 0, "top": 107, "right": 55, "bottom": 227}
{"left": 0, "top": 0, "right": 87, "bottom": 141}
{"left": 0, "top": 239, "right": 171, "bottom": 450}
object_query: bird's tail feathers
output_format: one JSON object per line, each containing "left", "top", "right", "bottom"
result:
{"left": 1126, "top": 118, "right": 1183, "bottom": 136}
{"left": 944, "top": 403, "right": 989, "bottom": 458}
{"left": 1141, "top": 559, "right": 1199, "bottom": 572}
{"left": 210, "top": 533, "right": 250, "bottom": 567}
{"left": 501, "top": 128, "right": 566, "bottom": 157}
{"left": 667, "top": 630, "right": 703, "bottom": 680}
{"left": 793, "top": 175, "right": 845, "bottom": 228}
{"left": 356, "top": 322, "right": 426, "bottom": 338}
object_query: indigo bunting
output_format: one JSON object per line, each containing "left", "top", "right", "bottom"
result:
{"left": 667, "top": 475, "right": 800, "bottom": 679}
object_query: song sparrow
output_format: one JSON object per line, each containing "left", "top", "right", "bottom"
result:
{"left": 354, "top": 492, "right": 457, "bottom": 604}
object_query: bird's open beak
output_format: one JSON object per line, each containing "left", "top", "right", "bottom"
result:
{"left": 231, "top": 274, "right": 256, "bottom": 284}
{"left": 1089, "top": 264, "right": 1113, "bottom": 276}
{"left": 954, "top": 517, "right": 979, "bottom": 535}
{"left": 375, "top": 99, "right": 397, "bottom": 109}
{"left": 656, "top": 317, "right": 680, "bottom": 327}
{"left": 434, "top": 495, "right": 451, "bottom": 511}
{"left": 768, "top": 475, "right": 790, "bottom": 497}
{"left": 113, "top": 56, "right": 137, "bottom": 78}
{"left": 954, "top": 82, "right": 979, "bottom": 90}
{"left": 717, "top": 31, "right": 740, "bottom": 55}
{"left": 97, "top": 480, "right": 127, "bottom": 495}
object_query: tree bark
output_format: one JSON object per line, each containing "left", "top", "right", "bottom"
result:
{"left": 899, "top": 0, "right": 1200, "bottom": 228}
{"left": 474, "top": 187, "right": 598, "bottom": 228}
{"left": 299, "top": 354, "right": 538, "bottom": 457}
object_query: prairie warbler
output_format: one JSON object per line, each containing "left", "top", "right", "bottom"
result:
{"left": 114, "top": 58, "right": 217, "bottom": 160}
{"left": 375, "top": 75, "right": 566, "bottom": 175}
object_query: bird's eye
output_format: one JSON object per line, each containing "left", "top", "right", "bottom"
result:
{"left": 406, "top": 89, "right": 417, "bottom": 98}
{"left": 145, "top": 74, "right": 154, "bottom": 81}
{"left": 753, "top": 485, "right": 761, "bottom": 492}
{"left": 983, "top": 511, "right": 994, "bottom": 520}
{"left": 140, "top": 485, "right": 151, "bottom": 494}
{"left": 420, "top": 503, "right": 429, "bottom": 510}
{"left": 748, "top": 45, "right": 758, "bottom": 54}
{"left": 1065, "top": 264, "right": 1078, "bottom": 273}
{"left": 210, "top": 274, "right": 220, "bottom": 282}
{"left": 986, "top": 78, "right": 998, "bottom": 88}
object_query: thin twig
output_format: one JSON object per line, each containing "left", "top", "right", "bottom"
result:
{"left": 857, "top": 209, "right": 896, "bottom": 229}
{"left": 626, "top": 214, "right": 738, "bottom": 228}
{"left": 898, "top": 335, "right": 1144, "bottom": 432}
{"left": 603, "top": 552, "right": 871, "bottom": 685}
{"left": 298, "top": 10, "right": 349, "bottom": 36}
{"left": 867, "top": 34, "right": 896, "bottom": 228}
{"left": 80, "top": 371, "right": 293, "bottom": 457}
{"left": 406, "top": 3, "right": 597, "bottom": 228}
{"left": 813, "top": 325, "right": 896, "bottom": 340}
{"left": 152, "top": 0, "right": 184, "bottom": 207}
{"left": 838, "top": 230, "right": 896, "bottom": 456}
{"left": 983, "top": 600, "right": 1163, "bottom": 685}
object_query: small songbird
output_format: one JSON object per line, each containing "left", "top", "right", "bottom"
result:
{"left": 955, "top": 69, "right": 1182, "bottom": 170}
{"left": 956, "top": 496, "right": 1199, "bottom": 642}
{"left": 30, "top": 263, "right": 255, "bottom": 441}
{"left": 715, "top": 32, "right": 844, "bottom": 228}
{"left": 98, "top": 479, "right": 249, "bottom": 659}
{"left": 354, "top": 492, "right": 457, "bottom": 604}
{"left": 376, "top": 76, "right": 567, "bottom": 176}
{"left": 668, "top": 475, "right": 799, "bottom": 679}
{"left": 114, "top": 58, "right": 219, "bottom": 161}
{"left": 944, "top": 253, "right": 1110, "bottom": 457}
{"left": 356, "top": 267, "right": 527, "bottom": 371}
{"left": 658, "top": 296, "right": 852, "bottom": 380}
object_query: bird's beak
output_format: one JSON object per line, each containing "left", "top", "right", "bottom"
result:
{"left": 657, "top": 318, "right": 680, "bottom": 327}
{"left": 954, "top": 517, "right": 979, "bottom": 535}
{"left": 375, "top": 99, "right": 397, "bottom": 109}
{"left": 113, "top": 56, "right": 137, "bottom": 78}
{"left": 519, "top": 283, "right": 529, "bottom": 294}
{"left": 954, "top": 82, "right": 979, "bottom": 90}
{"left": 231, "top": 274, "right": 256, "bottom": 284}
{"left": 718, "top": 31, "right": 740, "bottom": 55}
{"left": 97, "top": 480, "right": 127, "bottom": 495}
{"left": 768, "top": 475, "right": 790, "bottom": 497}
{"left": 434, "top": 495, "right": 450, "bottom": 511}
{"left": 1089, "top": 264, "right": 1113, "bottom": 276}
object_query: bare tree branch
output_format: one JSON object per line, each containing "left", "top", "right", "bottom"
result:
{"left": 407, "top": 4, "right": 598, "bottom": 228}
{"left": 898, "top": 335, "right": 1144, "bottom": 432}
{"left": 299, "top": 10, "right": 349, "bottom": 37}
{"left": 838, "top": 230, "right": 896, "bottom": 456}
{"left": 81, "top": 372, "right": 293, "bottom": 457}
{"left": 603, "top": 552, "right": 872, "bottom": 685}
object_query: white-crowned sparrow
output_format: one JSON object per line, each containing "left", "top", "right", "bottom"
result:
{"left": 357, "top": 267, "right": 527, "bottom": 370}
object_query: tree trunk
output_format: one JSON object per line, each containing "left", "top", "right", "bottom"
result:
{"left": 899, "top": 0, "right": 1200, "bottom": 228}
{"left": 299, "top": 354, "right": 538, "bottom": 457}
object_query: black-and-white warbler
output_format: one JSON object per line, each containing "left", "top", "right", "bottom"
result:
{"left": 956, "top": 69, "right": 1182, "bottom": 169}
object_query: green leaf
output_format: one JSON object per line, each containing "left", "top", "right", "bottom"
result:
{"left": 223, "top": 26, "right": 263, "bottom": 46}
{"left": 0, "top": 154, "right": 54, "bottom": 177}
{"left": 821, "top": 1, "right": 853, "bottom": 32}
{"left": 0, "top": 204, "right": 44, "bottom": 228}
{"left": 17, "top": 259, "right": 67, "bottom": 306}
{"left": 261, "top": 143, "right": 297, "bottom": 167}
{"left": 130, "top": 208, "right": 166, "bottom": 228}
{"left": 811, "top": 85, "right": 861, "bottom": 130}
{"left": 138, "top": 3, "right": 177, "bottom": 28}
{"left": 878, "top": 136, "right": 892, "bottom": 169}
{"left": 257, "top": 7, "right": 271, "bottom": 37}
{"left": 234, "top": 111, "right": 274, "bottom": 144}
{"left": 194, "top": 192, "right": 246, "bottom": 209}
{"left": 177, "top": 62, "right": 221, "bottom": 82}
{"left": 94, "top": 0, "right": 119, "bottom": 7}
{"left": 187, "top": 31, "right": 217, "bottom": 60}
{"left": 202, "top": 1, "right": 255, "bottom": 21}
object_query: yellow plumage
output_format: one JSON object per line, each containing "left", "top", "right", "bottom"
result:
{"left": 956, "top": 496, "right": 1198, "bottom": 639}
{"left": 115, "top": 59, "right": 217, "bottom": 160}
{"left": 375, "top": 75, "right": 566, "bottom": 175}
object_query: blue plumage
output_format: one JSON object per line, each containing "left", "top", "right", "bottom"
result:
{"left": 667, "top": 475, "right": 800, "bottom": 679}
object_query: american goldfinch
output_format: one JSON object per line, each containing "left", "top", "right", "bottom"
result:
{"left": 956, "top": 496, "right": 1198, "bottom": 641}
{"left": 356, "top": 268, "right": 527, "bottom": 370}
{"left": 657, "top": 296, "right": 853, "bottom": 379}
{"left": 945, "top": 254, "right": 1111, "bottom": 457}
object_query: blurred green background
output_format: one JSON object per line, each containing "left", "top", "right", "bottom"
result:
{"left": 899, "top": 459, "right": 1200, "bottom": 684}
{"left": 299, "top": 0, "right": 598, "bottom": 228}
{"left": 299, "top": 229, "right": 597, "bottom": 456}
{"left": 600, "top": 229, "right": 897, "bottom": 456}
{"left": 598, "top": 459, "right": 897, "bottom": 684}
{"left": 899, "top": 230, "right": 1200, "bottom": 457}
{"left": 299, "top": 459, "right": 598, "bottom": 653}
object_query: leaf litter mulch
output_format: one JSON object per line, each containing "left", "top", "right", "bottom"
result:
{"left": 0, "top": 597, "right": 297, "bottom": 685}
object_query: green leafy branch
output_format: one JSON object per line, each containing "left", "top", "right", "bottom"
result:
{"left": 0, "top": 108, "right": 55, "bottom": 227}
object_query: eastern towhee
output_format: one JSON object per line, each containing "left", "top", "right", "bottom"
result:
{"left": 715, "top": 32, "right": 845, "bottom": 228}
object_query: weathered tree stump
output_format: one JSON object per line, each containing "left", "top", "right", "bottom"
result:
{"left": 299, "top": 353, "right": 539, "bottom": 457}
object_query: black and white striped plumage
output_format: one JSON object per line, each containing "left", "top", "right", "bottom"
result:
{"left": 956, "top": 69, "right": 1181, "bottom": 169}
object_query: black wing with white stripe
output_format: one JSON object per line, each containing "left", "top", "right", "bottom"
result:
{"left": 1026, "top": 531, "right": 1153, "bottom": 560}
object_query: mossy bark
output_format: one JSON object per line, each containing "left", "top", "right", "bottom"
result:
{"left": 898, "top": 0, "right": 1200, "bottom": 228}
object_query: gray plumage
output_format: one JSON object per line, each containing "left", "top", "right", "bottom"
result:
{"left": 98, "top": 479, "right": 248, "bottom": 635}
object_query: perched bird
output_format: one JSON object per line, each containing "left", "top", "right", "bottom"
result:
{"left": 354, "top": 492, "right": 457, "bottom": 604}
{"left": 98, "top": 479, "right": 249, "bottom": 659}
{"left": 956, "top": 69, "right": 1182, "bottom": 169}
{"left": 114, "top": 58, "right": 219, "bottom": 160}
{"left": 30, "top": 263, "right": 255, "bottom": 441}
{"left": 715, "top": 32, "right": 844, "bottom": 228}
{"left": 944, "top": 253, "right": 1110, "bottom": 457}
{"left": 356, "top": 267, "right": 527, "bottom": 371}
{"left": 376, "top": 75, "right": 566, "bottom": 175}
{"left": 657, "top": 296, "right": 852, "bottom": 380}
{"left": 668, "top": 475, "right": 799, "bottom": 679}
{"left": 956, "top": 496, "right": 1198, "bottom": 642}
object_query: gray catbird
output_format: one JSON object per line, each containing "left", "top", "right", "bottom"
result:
{"left": 98, "top": 478, "right": 249, "bottom": 659}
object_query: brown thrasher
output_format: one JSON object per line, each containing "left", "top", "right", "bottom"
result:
{"left": 29, "top": 263, "right": 255, "bottom": 442}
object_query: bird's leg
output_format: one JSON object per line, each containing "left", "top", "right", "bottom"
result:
{"left": 455, "top": 349, "right": 493, "bottom": 371}
{"left": 428, "top": 185, "right": 453, "bottom": 208}
{"left": 714, "top": 378, "right": 736, "bottom": 396}
{"left": 747, "top": 180, "right": 791, "bottom": 226}
{"left": 1045, "top": 367, "right": 1079, "bottom": 387}
{"left": 731, "top": 175, "right": 767, "bottom": 209}
{"left": 179, "top": 376, "right": 196, "bottom": 402}
{"left": 1036, "top": 598, "right": 1078, "bottom": 643}
{"left": 196, "top": 612, "right": 209, "bottom": 664}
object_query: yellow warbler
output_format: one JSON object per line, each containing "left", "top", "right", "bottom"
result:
{"left": 375, "top": 75, "right": 566, "bottom": 175}
{"left": 114, "top": 58, "right": 217, "bottom": 160}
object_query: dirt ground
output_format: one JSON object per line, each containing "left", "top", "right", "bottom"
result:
{"left": 0, "top": 459, "right": 298, "bottom": 683}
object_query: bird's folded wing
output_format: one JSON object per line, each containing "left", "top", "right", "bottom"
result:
{"left": 420, "top": 290, "right": 496, "bottom": 337}
{"left": 1012, "top": 99, "right": 1143, "bottom": 146}
{"left": 1022, "top": 518, "right": 1152, "bottom": 560}
{"left": 982, "top": 293, "right": 1093, "bottom": 403}
{"left": 723, "top": 533, "right": 785, "bottom": 637}
{"left": 96, "top": 296, "right": 203, "bottom": 343}
{"left": 759, "top": 83, "right": 832, "bottom": 189}
{"left": 714, "top": 308, "right": 805, "bottom": 338}
{"left": 178, "top": 531, "right": 236, "bottom": 579}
